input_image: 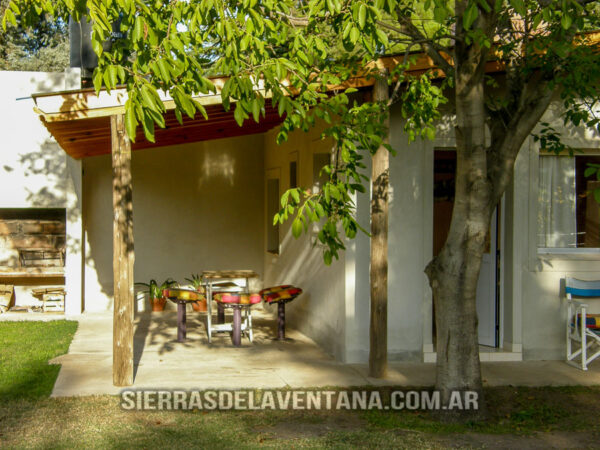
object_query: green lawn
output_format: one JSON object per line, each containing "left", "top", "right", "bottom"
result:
{"left": 0, "top": 320, "right": 78, "bottom": 401}
{"left": 1, "top": 321, "right": 600, "bottom": 448}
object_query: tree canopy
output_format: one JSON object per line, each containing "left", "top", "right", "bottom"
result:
{"left": 0, "top": 0, "right": 68, "bottom": 71}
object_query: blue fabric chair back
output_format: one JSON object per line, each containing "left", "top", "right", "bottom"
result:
{"left": 566, "top": 277, "right": 600, "bottom": 297}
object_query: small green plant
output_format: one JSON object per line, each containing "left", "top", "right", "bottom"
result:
{"left": 135, "top": 278, "right": 177, "bottom": 299}
{"left": 136, "top": 278, "right": 177, "bottom": 311}
{"left": 185, "top": 274, "right": 203, "bottom": 291}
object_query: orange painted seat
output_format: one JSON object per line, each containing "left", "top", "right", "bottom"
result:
{"left": 163, "top": 288, "right": 203, "bottom": 302}
{"left": 215, "top": 293, "right": 261, "bottom": 305}
{"left": 259, "top": 285, "right": 303, "bottom": 303}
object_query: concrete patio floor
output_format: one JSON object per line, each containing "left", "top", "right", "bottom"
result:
{"left": 38, "top": 309, "right": 600, "bottom": 397}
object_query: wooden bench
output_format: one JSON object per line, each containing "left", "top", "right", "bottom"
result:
{"left": 31, "top": 287, "right": 66, "bottom": 312}
{"left": 0, "top": 284, "right": 14, "bottom": 313}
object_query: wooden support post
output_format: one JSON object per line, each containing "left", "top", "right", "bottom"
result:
{"left": 111, "top": 114, "right": 135, "bottom": 387}
{"left": 369, "top": 70, "right": 389, "bottom": 378}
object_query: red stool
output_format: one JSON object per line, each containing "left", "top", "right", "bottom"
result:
{"left": 259, "top": 285, "right": 302, "bottom": 340}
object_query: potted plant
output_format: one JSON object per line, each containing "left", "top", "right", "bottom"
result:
{"left": 136, "top": 278, "right": 177, "bottom": 312}
{"left": 185, "top": 274, "right": 207, "bottom": 312}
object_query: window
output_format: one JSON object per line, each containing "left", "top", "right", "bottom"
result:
{"left": 266, "top": 177, "right": 280, "bottom": 254}
{"left": 537, "top": 154, "right": 600, "bottom": 249}
{"left": 289, "top": 151, "right": 299, "bottom": 189}
{"left": 289, "top": 161, "right": 298, "bottom": 189}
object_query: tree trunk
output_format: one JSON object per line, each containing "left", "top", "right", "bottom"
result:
{"left": 369, "top": 71, "right": 390, "bottom": 378}
{"left": 424, "top": 3, "right": 493, "bottom": 416}
{"left": 425, "top": 139, "right": 491, "bottom": 418}
{"left": 111, "top": 114, "right": 135, "bottom": 387}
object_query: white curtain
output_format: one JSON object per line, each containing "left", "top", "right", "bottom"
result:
{"left": 538, "top": 156, "right": 577, "bottom": 248}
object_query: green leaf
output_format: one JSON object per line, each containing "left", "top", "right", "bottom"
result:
{"left": 251, "top": 98, "right": 260, "bottom": 123}
{"left": 561, "top": 13, "right": 572, "bottom": 30}
{"left": 358, "top": 4, "right": 367, "bottom": 29}
{"left": 281, "top": 190, "right": 290, "bottom": 207}
{"left": 594, "top": 189, "right": 600, "bottom": 204}
{"left": 140, "top": 85, "right": 161, "bottom": 113}
{"left": 124, "top": 104, "right": 138, "bottom": 142}
{"left": 376, "top": 28, "right": 389, "bottom": 47}
{"left": 510, "top": 0, "right": 526, "bottom": 16}
{"left": 584, "top": 167, "right": 596, "bottom": 178}
{"left": 424, "top": 126, "right": 435, "bottom": 141}
{"left": 107, "top": 65, "right": 118, "bottom": 89}
{"left": 192, "top": 100, "right": 208, "bottom": 120}
{"left": 291, "top": 189, "right": 300, "bottom": 204}
{"left": 3, "top": 9, "right": 16, "bottom": 28}
{"left": 174, "top": 107, "right": 183, "bottom": 126}
{"left": 133, "top": 16, "right": 143, "bottom": 42}
{"left": 349, "top": 27, "right": 360, "bottom": 44}
{"left": 92, "top": 69, "right": 103, "bottom": 93}
{"left": 463, "top": 2, "right": 478, "bottom": 30}
{"left": 142, "top": 111, "right": 155, "bottom": 143}
{"left": 157, "top": 59, "right": 171, "bottom": 83}
{"left": 234, "top": 105, "right": 245, "bottom": 126}
{"left": 342, "top": 21, "right": 352, "bottom": 39}
{"left": 292, "top": 218, "right": 302, "bottom": 238}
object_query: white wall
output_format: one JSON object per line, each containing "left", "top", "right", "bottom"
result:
{"left": 263, "top": 123, "right": 350, "bottom": 360}
{"left": 512, "top": 102, "right": 600, "bottom": 359}
{"left": 387, "top": 98, "right": 600, "bottom": 361}
{"left": 0, "top": 71, "right": 80, "bottom": 308}
{"left": 82, "top": 134, "right": 265, "bottom": 312}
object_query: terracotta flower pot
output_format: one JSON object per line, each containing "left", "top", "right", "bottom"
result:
{"left": 192, "top": 298, "right": 207, "bottom": 312}
{"left": 151, "top": 297, "right": 167, "bottom": 312}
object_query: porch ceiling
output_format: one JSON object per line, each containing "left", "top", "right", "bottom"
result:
{"left": 40, "top": 101, "right": 284, "bottom": 159}
{"left": 31, "top": 31, "right": 600, "bottom": 160}
{"left": 31, "top": 51, "right": 510, "bottom": 160}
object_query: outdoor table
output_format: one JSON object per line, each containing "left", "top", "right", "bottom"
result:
{"left": 202, "top": 270, "right": 259, "bottom": 345}
{"left": 163, "top": 288, "right": 203, "bottom": 342}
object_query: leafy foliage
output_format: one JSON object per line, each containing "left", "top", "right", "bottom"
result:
{"left": 135, "top": 278, "right": 177, "bottom": 299}
{"left": 3, "top": 0, "right": 599, "bottom": 266}
{"left": 185, "top": 274, "right": 203, "bottom": 291}
{"left": 0, "top": 0, "right": 68, "bottom": 71}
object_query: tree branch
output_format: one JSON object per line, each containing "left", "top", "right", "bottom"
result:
{"left": 487, "top": 75, "right": 557, "bottom": 204}
{"left": 394, "top": 13, "right": 455, "bottom": 77}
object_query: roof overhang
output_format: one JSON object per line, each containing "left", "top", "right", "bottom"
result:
{"left": 32, "top": 52, "right": 507, "bottom": 159}
{"left": 32, "top": 31, "right": 599, "bottom": 159}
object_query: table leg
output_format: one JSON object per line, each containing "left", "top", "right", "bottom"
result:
{"left": 232, "top": 307, "right": 242, "bottom": 346}
{"left": 217, "top": 303, "right": 225, "bottom": 324}
{"left": 277, "top": 302, "right": 286, "bottom": 340}
{"left": 206, "top": 281, "right": 212, "bottom": 343}
{"left": 177, "top": 302, "right": 186, "bottom": 342}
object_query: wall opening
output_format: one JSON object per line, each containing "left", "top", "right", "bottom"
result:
{"left": 266, "top": 178, "right": 280, "bottom": 254}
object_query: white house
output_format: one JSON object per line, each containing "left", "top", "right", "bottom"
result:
{"left": 1, "top": 67, "right": 599, "bottom": 365}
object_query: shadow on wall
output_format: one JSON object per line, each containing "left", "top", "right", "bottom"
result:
{"left": 82, "top": 135, "right": 265, "bottom": 312}
{"left": 29, "top": 73, "right": 69, "bottom": 93}
{"left": 16, "top": 138, "right": 82, "bottom": 255}
{"left": 264, "top": 218, "right": 347, "bottom": 358}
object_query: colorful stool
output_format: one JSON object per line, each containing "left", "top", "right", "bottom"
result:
{"left": 163, "top": 288, "right": 203, "bottom": 342}
{"left": 214, "top": 293, "right": 261, "bottom": 346}
{"left": 259, "top": 285, "right": 303, "bottom": 340}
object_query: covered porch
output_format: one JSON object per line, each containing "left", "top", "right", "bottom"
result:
{"left": 32, "top": 77, "right": 363, "bottom": 386}
{"left": 49, "top": 310, "right": 600, "bottom": 397}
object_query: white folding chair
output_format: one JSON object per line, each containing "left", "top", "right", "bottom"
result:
{"left": 565, "top": 277, "right": 600, "bottom": 370}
